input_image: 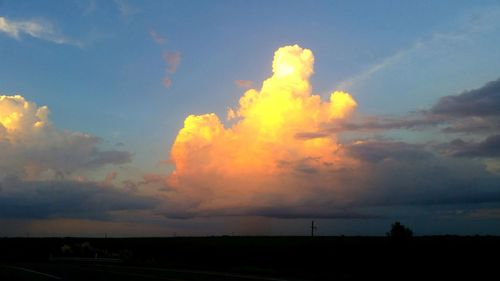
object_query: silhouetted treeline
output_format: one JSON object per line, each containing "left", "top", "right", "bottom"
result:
{"left": 0, "top": 236, "right": 499, "bottom": 280}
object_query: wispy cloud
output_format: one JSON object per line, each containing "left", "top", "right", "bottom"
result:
{"left": 163, "top": 51, "right": 181, "bottom": 74}
{"left": 79, "top": 0, "right": 97, "bottom": 15}
{"left": 162, "top": 51, "right": 181, "bottom": 88}
{"left": 336, "top": 7, "right": 500, "bottom": 91}
{"left": 0, "top": 16, "right": 80, "bottom": 46}
{"left": 148, "top": 30, "right": 180, "bottom": 88}
{"left": 113, "top": 0, "right": 139, "bottom": 17}
{"left": 335, "top": 42, "right": 423, "bottom": 90}
{"left": 150, "top": 30, "right": 166, "bottom": 45}
{"left": 162, "top": 77, "right": 172, "bottom": 88}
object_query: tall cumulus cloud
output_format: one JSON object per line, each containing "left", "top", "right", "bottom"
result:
{"left": 164, "top": 45, "right": 500, "bottom": 219}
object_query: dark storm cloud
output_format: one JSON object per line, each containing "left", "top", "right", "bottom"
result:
{"left": 431, "top": 77, "right": 500, "bottom": 117}
{"left": 0, "top": 178, "right": 157, "bottom": 219}
{"left": 161, "top": 205, "right": 380, "bottom": 220}
{"left": 295, "top": 77, "right": 500, "bottom": 137}
{"left": 246, "top": 207, "right": 380, "bottom": 219}
{"left": 0, "top": 131, "right": 133, "bottom": 179}
{"left": 343, "top": 141, "right": 500, "bottom": 208}
{"left": 440, "top": 135, "right": 500, "bottom": 158}
{"left": 85, "top": 149, "right": 133, "bottom": 167}
{"left": 294, "top": 114, "right": 446, "bottom": 139}
{"left": 347, "top": 140, "right": 432, "bottom": 163}
{"left": 324, "top": 115, "right": 444, "bottom": 133}
{"left": 440, "top": 117, "right": 500, "bottom": 134}
{"left": 427, "top": 77, "right": 500, "bottom": 134}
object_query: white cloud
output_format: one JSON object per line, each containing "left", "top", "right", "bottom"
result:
{"left": 0, "top": 16, "right": 80, "bottom": 46}
{"left": 0, "top": 94, "right": 132, "bottom": 180}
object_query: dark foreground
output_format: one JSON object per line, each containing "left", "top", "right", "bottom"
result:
{"left": 1, "top": 236, "right": 499, "bottom": 280}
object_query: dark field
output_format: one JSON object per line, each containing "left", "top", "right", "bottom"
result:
{"left": 1, "top": 236, "right": 499, "bottom": 280}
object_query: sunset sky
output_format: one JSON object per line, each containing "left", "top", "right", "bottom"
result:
{"left": 1, "top": 0, "right": 500, "bottom": 236}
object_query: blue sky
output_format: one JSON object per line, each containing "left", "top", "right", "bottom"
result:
{"left": 1, "top": 0, "right": 500, "bottom": 236}
{"left": 2, "top": 0, "right": 499, "bottom": 165}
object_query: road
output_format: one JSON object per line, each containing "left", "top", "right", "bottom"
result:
{"left": 0, "top": 263, "right": 299, "bottom": 281}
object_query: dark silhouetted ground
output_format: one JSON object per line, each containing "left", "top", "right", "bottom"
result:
{"left": 0, "top": 236, "right": 499, "bottom": 280}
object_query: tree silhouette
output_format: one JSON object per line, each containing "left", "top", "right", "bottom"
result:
{"left": 387, "top": 221, "right": 413, "bottom": 240}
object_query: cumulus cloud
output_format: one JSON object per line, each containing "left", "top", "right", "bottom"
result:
{"left": 0, "top": 95, "right": 132, "bottom": 180}
{"left": 162, "top": 45, "right": 500, "bottom": 219}
{"left": 0, "top": 16, "right": 79, "bottom": 46}
{"left": 0, "top": 94, "right": 150, "bottom": 221}
{"left": 164, "top": 45, "right": 365, "bottom": 217}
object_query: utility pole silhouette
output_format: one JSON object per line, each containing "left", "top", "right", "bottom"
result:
{"left": 311, "top": 220, "right": 317, "bottom": 237}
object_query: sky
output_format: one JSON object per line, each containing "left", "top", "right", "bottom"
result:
{"left": 1, "top": 0, "right": 500, "bottom": 236}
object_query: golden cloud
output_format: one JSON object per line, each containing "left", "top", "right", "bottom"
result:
{"left": 166, "top": 45, "right": 359, "bottom": 214}
{"left": 0, "top": 95, "right": 50, "bottom": 140}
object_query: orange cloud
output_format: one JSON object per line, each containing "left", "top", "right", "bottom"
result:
{"left": 234, "top": 79, "right": 253, "bottom": 88}
{"left": 163, "top": 51, "right": 181, "bottom": 74}
{"left": 162, "top": 77, "right": 172, "bottom": 88}
{"left": 162, "top": 51, "right": 181, "bottom": 88}
{"left": 166, "top": 45, "right": 358, "bottom": 215}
